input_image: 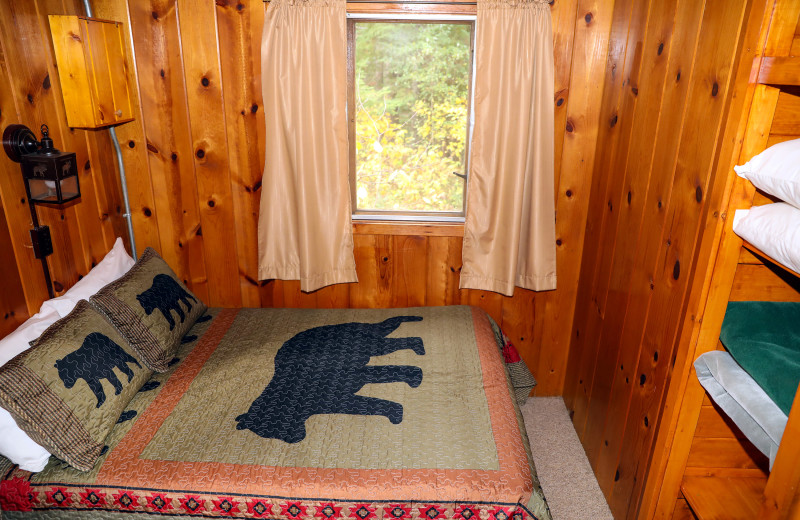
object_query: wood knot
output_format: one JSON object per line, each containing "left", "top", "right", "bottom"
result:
{"left": 128, "top": 140, "right": 135, "bottom": 148}
{"left": 195, "top": 149, "right": 205, "bottom": 159}
{"left": 711, "top": 82, "right": 719, "bottom": 97}
{"left": 251, "top": 103, "right": 259, "bottom": 113}
{"left": 610, "top": 114, "right": 618, "bottom": 127}
{"left": 143, "top": 207, "right": 152, "bottom": 217}
{"left": 584, "top": 12, "right": 592, "bottom": 23}
{"left": 673, "top": 259, "right": 680, "bottom": 280}
{"left": 201, "top": 77, "right": 210, "bottom": 87}
{"left": 657, "top": 42, "right": 664, "bottom": 55}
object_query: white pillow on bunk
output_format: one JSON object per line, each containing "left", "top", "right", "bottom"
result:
{"left": 40, "top": 237, "right": 135, "bottom": 318}
{"left": 0, "top": 305, "right": 60, "bottom": 472}
{"left": 734, "top": 137, "right": 800, "bottom": 208}
{"left": 733, "top": 203, "right": 800, "bottom": 274}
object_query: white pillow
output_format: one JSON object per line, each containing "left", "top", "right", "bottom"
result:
{"left": 40, "top": 237, "right": 135, "bottom": 318}
{"left": 734, "top": 138, "right": 800, "bottom": 208}
{"left": 0, "top": 305, "right": 60, "bottom": 471}
{"left": 733, "top": 203, "right": 800, "bottom": 274}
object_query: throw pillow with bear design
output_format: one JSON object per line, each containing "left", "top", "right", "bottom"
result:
{"left": 91, "top": 248, "right": 207, "bottom": 372}
{"left": 0, "top": 300, "right": 152, "bottom": 471}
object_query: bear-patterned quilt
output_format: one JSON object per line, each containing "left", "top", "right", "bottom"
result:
{"left": 0, "top": 306, "right": 551, "bottom": 520}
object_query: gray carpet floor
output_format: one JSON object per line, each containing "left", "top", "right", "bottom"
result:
{"left": 522, "top": 397, "right": 614, "bottom": 520}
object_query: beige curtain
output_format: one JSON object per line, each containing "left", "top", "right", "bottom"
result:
{"left": 460, "top": 0, "right": 556, "bottom": 296}
{"left": 257, "top": 0, "right": 357, "bottom": 292}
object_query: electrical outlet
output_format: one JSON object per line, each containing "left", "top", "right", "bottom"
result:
{"left": 30, "top": 225, "right": 53, "bottom": 259}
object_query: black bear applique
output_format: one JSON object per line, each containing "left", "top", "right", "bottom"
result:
{"left": 54, "top": 332, "right": 142, "bottom": 408}
{"left": 136, "top": 274, "right": 197, "bottom": 330}
{"left": 235, "top": 316, "right": 425, "bottom": 443}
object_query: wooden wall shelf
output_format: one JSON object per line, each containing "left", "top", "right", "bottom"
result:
{"left": 49, "top": 15, "right": 134, "bottom": 129}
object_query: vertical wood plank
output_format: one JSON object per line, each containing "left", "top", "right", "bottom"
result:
{"left": 536, "top": 0, "right": 616, "bottom": 396}
{"left": 580, "top": 0, "right": 680, "bottom": 467}
{"left": 565, "top": 0, "right": 647, "bottom": 425}
{"left": 216, "top": 0, "right": 265, "bottom": 308}
{"left": 91, "top": 0, "right": 162, "bottom": 256}
{"left": 128, "top": 0, "right": 209, "bottom": 301}
{"left": 177, "top": 0, "right": 242, "bottom": 307}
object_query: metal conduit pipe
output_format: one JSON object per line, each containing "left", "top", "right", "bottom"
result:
{"left": 82, "top": 0, "right": 138, "bottom": 259}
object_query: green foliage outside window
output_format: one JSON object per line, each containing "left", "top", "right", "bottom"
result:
{"left": 354, "top": 22, "right": 472, "bottom": 213}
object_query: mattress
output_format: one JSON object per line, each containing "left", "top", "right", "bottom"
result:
{"left": 693, "top": 301, "right": 800, "bottom": 467}
{"left": 0, "top": 306, "right": 550, "bottom": 520}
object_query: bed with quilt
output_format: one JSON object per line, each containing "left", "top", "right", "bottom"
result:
{"left": 0, "top": 247, "right": 550, "bottom": 520}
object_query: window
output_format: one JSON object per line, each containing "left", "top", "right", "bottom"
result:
{"left": 347, "top": 17, "right": 475, "bottom": 221}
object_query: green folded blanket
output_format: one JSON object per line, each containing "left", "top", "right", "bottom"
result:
{"left": 720, "top": 301, "right": 800, "bottom": 415}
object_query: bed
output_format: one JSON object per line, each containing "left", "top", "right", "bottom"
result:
{"left": 0, "top": 302, "right": 551, "bottom": 520}
{"left": 694, "top": 301, "right": 800, "bottom": 468}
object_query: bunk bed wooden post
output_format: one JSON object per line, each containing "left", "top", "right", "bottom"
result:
{"left": 761, "top": 383, "right": 800, "bottom": 519}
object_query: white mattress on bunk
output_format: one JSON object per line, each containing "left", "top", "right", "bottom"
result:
{"left": 694, "top": 350, "right": 788, "bottom": 468}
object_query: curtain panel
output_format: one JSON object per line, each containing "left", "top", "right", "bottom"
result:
{"left": 257, "top": 0, "right": 358, "bottom": 292}
{"left": 460, "top": 0, "right": 557, "bottom": 296}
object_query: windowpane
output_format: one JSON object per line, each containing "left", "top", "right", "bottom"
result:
{"left": 352, "top": 21, "right": 472, "bottom": 215}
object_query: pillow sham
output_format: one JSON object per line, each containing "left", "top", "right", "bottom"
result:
{"left": 0, "top": 306, "right": 61, "bottom": 472}
{"left": 90, "top": 247, "right": 206, "bottom": 372}
{"left": 40, "top": 237, "right": 135, "bottom": 318}
{"left": 0, "top": 300, "right": 152, "bottom": 472}
{"left": 732, "top": 203, "right": 800, "bottom": 274}
{"left": 734, "top": 138, "right": 800, "bottom": 208}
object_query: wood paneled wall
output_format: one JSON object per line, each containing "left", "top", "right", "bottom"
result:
{"left": 0, "top": 0, "right": 128, "bottom": 331}
{"left": 562, "top": 0, "right": 759, "bottom": 517}
{"left": 0, "top": 0, "right": 619, "bottom": 395}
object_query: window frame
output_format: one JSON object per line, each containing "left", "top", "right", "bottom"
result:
{"left": 346, "top": 13, "right": 477, "bottom": 223}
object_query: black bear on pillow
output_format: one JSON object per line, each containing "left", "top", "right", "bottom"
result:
{"left": 55, "top": 332, "right": 142, "bottom": 408}
{"left": 136, "top": 274, "right": 197, "bottom": 330}
{"left": 235, "top": 316, "right": 425, "bottom": 443}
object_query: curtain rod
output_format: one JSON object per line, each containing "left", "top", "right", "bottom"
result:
{"left": 263, "top": 0, "right": 478, "bottom": 4}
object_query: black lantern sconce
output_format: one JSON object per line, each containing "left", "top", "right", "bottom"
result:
{"left": 3, "top": 123, "right": 80, "bottom": 298}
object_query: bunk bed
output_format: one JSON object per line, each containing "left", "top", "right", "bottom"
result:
{"left": 643, "top": 3, "right": 800, "bottom": 518}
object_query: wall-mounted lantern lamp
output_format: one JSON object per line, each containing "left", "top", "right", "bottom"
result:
{"left": 3, "top": 123, "right": 80, "bottom": 298}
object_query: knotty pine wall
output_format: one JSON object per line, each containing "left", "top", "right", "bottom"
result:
{"left": 0, "top": 0, "right": 129, "bottom": 337}
{"left": 0, "top": 0, "right": 620, "bottom": 396}
{"left": 562, "top": 0, "right": 767, "bottom": 517}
